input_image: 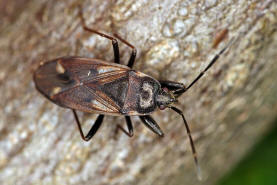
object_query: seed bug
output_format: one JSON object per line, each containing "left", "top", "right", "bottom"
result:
{"left": 33, "top": 7, "right": 233, "bottom": 178}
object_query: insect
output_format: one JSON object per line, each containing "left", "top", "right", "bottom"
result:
{"left": 33, "top": 7, "right": 233, "bottom": 177}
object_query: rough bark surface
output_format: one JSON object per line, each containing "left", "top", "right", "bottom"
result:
{"left": 0, "top": 0, "right": 276, "bottom": 185}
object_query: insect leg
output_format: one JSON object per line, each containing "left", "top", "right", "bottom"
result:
{"left": 113, "top": 34, "right": 137, "bottom": 68}
{"left": 159, "top": 80, "right": 185, "bottom": 91}
{"left": 169, "top": 106, "right": 202, "bottom": 180}
{"left": 79, "top": 7, "right": 120, "bottom": 64}
{"left": 72, "top": 110, "right": 104, "bottom": 141}
{"left": 174, "top": 39, "right": 234, "bottom": 96}
{"left": 139, "top": 115, "right": 164, "bottom": 137}
{"left": 116, "top": 116, "right": 134, "bottom": 137}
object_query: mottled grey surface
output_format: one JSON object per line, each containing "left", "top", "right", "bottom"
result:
{"left": 0, "top": 0, "right": 277, "bottom": 185}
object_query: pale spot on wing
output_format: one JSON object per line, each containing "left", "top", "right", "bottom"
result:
{"left": 51, "top": 87, "right": 62, "bottom": 97}
{"left": 91, "top": 99, "right": 111, "bottom": 112}
{"left": 56, "top": 60, "right": 65, "bottom": 74}
{"left": 97, "top": 66, "right": 117, "bottom": 74}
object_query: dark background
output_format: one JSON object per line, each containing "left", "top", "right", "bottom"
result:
{"left": 217, "top": 118, "right": 277, "bottom": 185}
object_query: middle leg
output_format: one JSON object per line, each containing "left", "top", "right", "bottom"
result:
{"left": 139, "top": 115, "right": 164, "bottom": 137}
{"left": 79, "top": 6, "right": 120, "bottom": 64}
{"left": 79, "top": 6, "right": 137, "bottom": 68}
{"left": 113, "top": 34, "right": 137, "bottom": 68}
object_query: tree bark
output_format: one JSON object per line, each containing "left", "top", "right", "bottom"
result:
{"left": 0, "top": 0, "right": 276, "bottom": 185}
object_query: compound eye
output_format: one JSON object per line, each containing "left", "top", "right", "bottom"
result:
{"left": 159, "top": 105, "right": 166, "bottom": 110}
{"left": 162, "top": 87, "right": 169, "bottom": 93}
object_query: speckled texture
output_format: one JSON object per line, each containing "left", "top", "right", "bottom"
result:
{"left": 0, "top": 0, "right": 276, "bottom": 185}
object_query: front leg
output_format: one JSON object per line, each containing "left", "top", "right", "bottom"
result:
{"left": 139, "top": 115, "right": 164, "bottom": 137}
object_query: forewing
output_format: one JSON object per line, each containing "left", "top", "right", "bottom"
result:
{"left": 52, "top": 85, "right": 120, "bottom": 114}
{"left": 60, "top": 56, "right": 129, "bottom": 83}
{"left": 49, "top": 57, "right": 130, "bottom": 114}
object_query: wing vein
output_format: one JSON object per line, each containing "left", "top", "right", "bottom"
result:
{"left": 82, "top": 85, "right": 120, "bottom": 112}
{"left": 82, "top": 70, "right": 127, "bottom": 85}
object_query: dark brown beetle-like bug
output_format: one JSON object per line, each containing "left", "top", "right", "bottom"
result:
{"left": 34, "top": 8, "right": 233, "bottom": 176}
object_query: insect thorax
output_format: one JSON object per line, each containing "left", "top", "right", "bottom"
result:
{"left": 136, "top": 76, "right": 160, "bottom": 114}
